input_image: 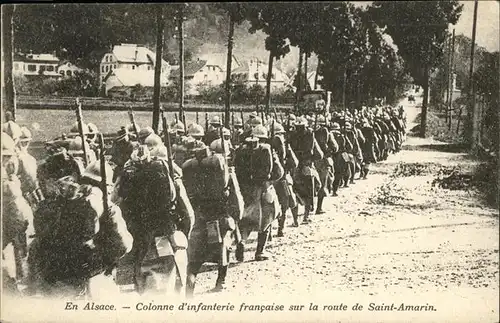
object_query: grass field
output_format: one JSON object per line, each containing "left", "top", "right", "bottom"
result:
{"left": 17, "top": 108, "right": 291, "bottom": 143}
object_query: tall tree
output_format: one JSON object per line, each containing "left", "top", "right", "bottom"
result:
{"left": 2, "top": 5, "right": 16, "bottom": 121}
{"left": 370, "top": 1, "right": 463, "bottom": 137}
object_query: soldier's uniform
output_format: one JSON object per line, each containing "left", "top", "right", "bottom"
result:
{"left": 270, "top": 121, "right": 299, "bottom": 236}
{"left": 28, "top": 160, "right": 133, "bottom": 298}
{"left": 359, "top": 119, "right": 378, "bottom": 179}
{"left": 330, "top": 123, "right": 352, "bottom": 196}
{"left": 234, "top": 125, "right": 283, "bottom": 261}
{"left": 183, "top": 139, "right": 244, "bottom": 294}
{"left": 345, "top": 122, "right": 363, "bottom": 184}
{"left": 16, "top": 127, "right": 44, "bottom": 208}
{"left": 231, "top": 117, "right": 244, "bottom": 148}
{"left": 289, "top": 117, "right": 323, "bottom": 223}
{"left": 2, "top": 133, "right": 34, "bottom": 294}
{"left": 115, "top": 143, "right": 194, "bottom": 295}
{"left": 203, "top": 115, "right": 222, "bottom": 146}
{"left": 314, "top": 116, "right": 338, "bottom": 213}
{"left": 67, "top": 136, "right": 97, "bottom": 165}
{"left": 110, "top": 127, "right": 138, "bottom": 182}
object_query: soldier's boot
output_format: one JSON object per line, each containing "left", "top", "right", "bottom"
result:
{"left": 211, "top": 265, "right": 228, "bottom": 292}
{"left": 362, "top": 165, "right": 370, "bottom": 179}
{"left": 302, "top": 205, "right": 312, "bottom": 224}
{"left": 277, "top": 208, "right": 287, "bottom": 237}
{"left": 316, "top": 195, "right": 325, "bottom": 215}
{"left": 291, "top": 206, "right": 299, "bottom": 227}
{"left": 255, "top": 231, "right": 271, "bottom": 261}
{"left": 186, "top": 262, "right": 202, "bottom": 298}
{"left": 268, "top": 228, "right": 273, "bottom": 242}
{"left": 235, "top": 242, "right": 245, "bottom": 262}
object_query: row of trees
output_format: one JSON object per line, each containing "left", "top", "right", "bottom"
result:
{"left": 6, "top": 2, "right": 464, "bottom": 136}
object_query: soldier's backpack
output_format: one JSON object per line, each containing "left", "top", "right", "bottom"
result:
{"left": 119, "top": 159, "right": 177, "bottom": 231}
{"left": 315, "top": 127, "right": 330, "bottom": 156}
{"left": 200, "top": 153, "right": 230, "bottom": 202}
{"left": 251, "top": 143, "right": 274, "bottom": 182}
{"left": 290, "top": 128, "right": 315, "bottom": 162}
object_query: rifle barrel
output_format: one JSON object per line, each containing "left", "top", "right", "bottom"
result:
{"left": 98, "top": 133, "right": 109, "bottom": 213}
{"left": 75, "top": 99, "right": 89, "bottom": 167}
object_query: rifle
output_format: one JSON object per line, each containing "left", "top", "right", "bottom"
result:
{"left": 240, "top": 109, "right": 244, "bottom": 124}
{"left": 161, "top": 111, "right": 187, "bottom": 290}
{"left": 196, "top": 111, "right": 199, "bottom": 124}
{"left": 272, "top": 105, "right": 278, "bottom": 122}
{"left": 161, "top": 109, "right": 176, "bottom": 181}
{"left": 219, "top": 124, "right": 226, "bottom": 159}
{"left": 75, "top": 98, "right": 89, "bottom": 167}
{"left": 175, "top": 113, "right": 179, "bottom": 125}
{"left": 205, "top": 112, "right": 209, "bottom": 133}
{"left": 128, "top": 108, "right": 139, "bottom": 137}
{"left": 98, "top": 133, "right": 109, "bottom": 213}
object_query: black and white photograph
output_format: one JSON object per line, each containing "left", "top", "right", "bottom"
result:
{"left": 1, "top": 2, "right": 499, "bottom": 322}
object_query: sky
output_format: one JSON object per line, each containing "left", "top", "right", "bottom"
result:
{"left": 355, "top": 1, "right": 499, "bottom": 52}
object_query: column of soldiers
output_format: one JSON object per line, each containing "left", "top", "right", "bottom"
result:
{"left": 2, "top": 102, "right": 406, "bottom": 298}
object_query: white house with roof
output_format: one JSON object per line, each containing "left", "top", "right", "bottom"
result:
{"left": 57, "top": 61, "right": 83, "bottom": 78}
{"left": 99, "top": 43, "right": 170, "bottom": 90}
{"left": 169, "top": 58, "right": 228, "bottom": 96}
{"left": 231, "top": 58, "right": 290, "bottom": 91}
{"left": 13, "top": 52, "right": 61, "bottom": 78}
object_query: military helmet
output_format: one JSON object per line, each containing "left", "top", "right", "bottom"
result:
{"left": 345, "top": 122, "right": 353, "bottom": 130}
{"left": 317, "top": 115, "right": 327, "bottom": 126}
{"left": 252, "top": 124, "right": 268, "bottom": 139}
{"left": 249, "top": 116, "right": 263, "bottom": 127}
{"left": 19, "top": 126, "right": 33, "bottom": 142}
{"left": 81, "top": 160, "right": 113, "bottom": 184}
{"left": 187, "top": 123, "right": 205, "bottom": 137}
{"left": 209, "top": 138, "right": 231, "bottom": 154}
{"left": 271, "top": 122, "right": 285, "bottom": 135}
{"left": 67, "top": 136, "right": 90, "bottom": 155}
{"left": 2, "top": 132, "right": 17, "bottom": 156}
{"left": 171, "top": 121, "right": 185, "bottom": 133}
{"left": 87, "top": 123, "right": 98, "bottom": 134}
{"left": 127, "top": 123, "right": 141, "bottom": 134}
{"left": 331, "top": 122, "right": 341, "bottom": 131}
{"left": 295, "top": 116, "right": 308, "bottom": 127}
{"left": 138, "top": 126, "right": 154, "bottom": 141}
{"left": 249, "top": 111, "right": 258, "bottom": 119}
{"left": 116, "top": 126, "right": 129, "bottom": 141}
{"left": 210, "top": 115, "right": 221, "bottom": 126}
{"left": 144, "top": 133, "right": 163, "bottom": 149}
{"left": 69, "top": 122, "right": 89, "bottom": 135}
{"left": 234, "top": 117, "right": 243, "bottom": 127}
{"left": 222, "top": 127, "right": 230, "bottom": 137}
{"left": 3, "top": 121, "right": 22, "bottom": 143}
{"left": 288, "top": 114, "right": 297, "bottom": 122}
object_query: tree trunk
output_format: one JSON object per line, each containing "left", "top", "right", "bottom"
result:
{"left": 295, "top": 47, "right": 303, "bottom": 112}
{"left": 265, "top": 50, "right": 273, "bottom": 115}
{"left": 224, "top": 14, "right": 235, "bottom": 129}
{"left": 152, "top": 7, "right": 164, "bottom": 133}
{"left": 314, "top": 59, "right": 320, "bottom": 90}
{"left": 420, "top": 66, "right": 429, "bottom": 138}
{"left": 178, "top": 6, "right": 185, "bottom": 126}
{"left": 2, "top": 5, "right": 16, "bottom": 122}
{"left": 469, "top": 0, "right": 479, "bottom": 152}
{"left": 304, "top": 53, "right": 308, "bottom": 91}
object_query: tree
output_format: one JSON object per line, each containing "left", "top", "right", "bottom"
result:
{"left": 152, "top": 5, "right": 165, "bottom": 133}
{"left": 370, "top": 1, "right": 463, "bottom": 137}
{"left": 245, "top": 3, "right": 291, "bottom": 114}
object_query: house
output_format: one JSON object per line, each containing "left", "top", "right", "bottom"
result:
{"left": 99, "top": 43, "right": 170, "bottom": 88}
{"left": 231, "top": 58, "right": 290, "bottom": 91}
{"left": 285, "top": 70, "right": 323, "bottom": 91}
{"left": 197, "top": 53, "right": 241, "bottom": 72}
{"left": 102, "top": 67, "right": 168, "bottom": 97}
{"left": 57, "top": 61, "right": 82, "bottom": 78}
{"left": 169, "top": 59, "right": 224, "bottom": 96}
{"left": 13, "top": 52, "right": 61, "bottom": 78}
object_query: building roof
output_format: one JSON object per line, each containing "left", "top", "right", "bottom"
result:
{"left": 111, "top": 44, "right": 168, "bottom": 66}
{"left": 169, "top": 60, "right": 207, "bottom": 78}
{"left": 15, "top": 53, "right": 60, "bottom": 63}
{"left": 231, "top": 62, "right": 249, "bottom": 75}
{"left": 106, "top": 68, "right": 167, "bottom": 87}
{"left": 197, "top": 53, "right": 240, "bottom": 71}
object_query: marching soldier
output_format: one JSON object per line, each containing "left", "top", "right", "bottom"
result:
{"left": 359, "top": 118, "right": 378, "bottom": 179}
{"left": 344, "top": 121, "right": 363, "bottom": 184}
{"left": 2, "top": 132, "right": 33, "bottom": 294}
{"left": 183, "top": 137, "right": 244, "bottom": 294}
{"left": 16, "top": 127, "right": 44, "bottom": 208}
{"left": 67, "top": 135, "right": 97, "bottom": 164}
{"left": 234, "top": 125, "right": 283, "bottom": 261}
{"left": 109, "top": 127, "right": 137, "bottom": 182}
{"left": 28, "top": 159, "right": 133, "bottom": 298}
{"left": 330, "top": 123, "right": 352, "bottom": 196}
{"left": 270, "top": 121, "right": 300, "bottom": 236}
{"left": 289, "top": 116, "right": 323, "bottom": 223}
{"left": 314, "top": 115, "right": 338, "bottom": 214}
{"left": 231, "top": 117, "right": 244, "bottom": 148}
{"left": 203, "top": 115, "right": 222, "bottom": 146}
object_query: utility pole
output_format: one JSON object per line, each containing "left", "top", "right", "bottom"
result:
{"left": 447, "top": 29, "right": 455, "bottom": 131}
{"left": 295, "top": 48, "right": 303, "bottom": 113}
{"left": 152, "top": 5, "right": 164, "bottom": 133}
{"left": 469, "top": 0, "right": 479, "bottom": 152}
{"left": 314, "top": 59, "right": 320, "bottom": 90}
{"left": 444, "top": 33, "right": 451, "bottom": 123}
{"left": 2, "top": 5, "right": 16, "bottom": 121}
{"left": 177, "top": 4, "right": 187, "bottom": 126}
